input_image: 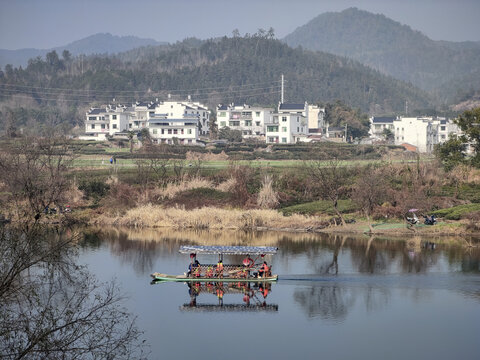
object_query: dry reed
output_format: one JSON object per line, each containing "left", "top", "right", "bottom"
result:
{"left": 95, "top": 205, "right": 320, "bottom": 231}
{"left": 257, "top": 174, "right": 279, "bottom": 209}
{"left": 154, "top": 176, "right": 213, "bottom": 199}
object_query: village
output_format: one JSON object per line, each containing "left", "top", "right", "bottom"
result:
{"left": 82, "top": 96, "right": 463, "bottom": 153}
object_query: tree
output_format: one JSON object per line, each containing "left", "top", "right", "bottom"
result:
{"left": 0, "top": 137, "right": 73, "bottom": 219}
{"left": 307, "top": 159, "right": 349, "bottom": 226}
{"left": 434, "top": 135, "right": 466, "bottom": 171}
{"left": 62, "top": 49, "right": 72, "bottom": 62}
{"left": 0, "top": 137, "right": 146, "bottom": 359}
{"left": 351, "top": 165, "right": 388, "bottom": 232}
{"left": 218, "top": 126, "right": 242, "bottom": 143}
{"left": 454, "top": 107, "right": 480, "bottom": 167}
{"left": 382, "top": 128, "right": 394, "bottom": 142}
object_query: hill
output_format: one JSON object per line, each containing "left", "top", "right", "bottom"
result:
{"left": 283, "top": 8, "right": 480, "bottom": 101}
{"left": 0, "top": 36, "right": 432, "bottom": 115}
{"left": 0, "top": 33, "right": 167, "bottom": 68}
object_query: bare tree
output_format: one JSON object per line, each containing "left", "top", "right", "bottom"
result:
{"left": 0, "top": 136, "right": 73, "bottom": 220}
{"left": 351, "top": 165, "right": 388, "bottom": 233}
{"left": 308, "top": 159, "right": 349, "bottom": 226}
{"left": 0, "top": 136, "right": 147, "bottom": 359}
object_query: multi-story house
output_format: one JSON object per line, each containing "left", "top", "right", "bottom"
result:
{"left": 265, "top": 103, "right": 308, "bottom": 144}
{"left": 128, "top": 101, "right": 157, "bottom": 131}
{"left": 155, "top": 100, "right": 210, "bottom": 136}
{"left": 393, "top": 117, "right": 439, "bottom": 153}
{"left": 217, "top": 104, "right": 273, "bottom": 138}
{"left": 148, "top": 114, "right": 199, "bottom": 145}
{"left": 433, "top": 117, "right": 461, "bottom": 143}
{"left": 369, "top": 116, "right": 396, "bottom": 139}
{"left": 307, "top": 104, "right": 326, "bottom": 134}
{"left": 84, "top": 105, "right": 130, "bottom": 140}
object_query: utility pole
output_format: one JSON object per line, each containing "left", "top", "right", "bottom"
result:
{"left": 281, "top": 74, "right": 284, "bottom": 104}
{"left": 344, "top": 123, "right": 348, "bottom": 143}
{"left": 405, "top": 100, "right": 408, "bottom": 116}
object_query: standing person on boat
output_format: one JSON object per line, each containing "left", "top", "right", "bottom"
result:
{"left": 258, "top": 261, "right": 270, "bottom": 278}
{"left": 216, "top": 260, "right": 224, "bottom": 278}
{"left": 192, "top": 259, "right": 201, "bottom": 277}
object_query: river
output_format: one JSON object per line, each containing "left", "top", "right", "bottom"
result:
{"left": 78, "top": 228, "right": 480, "bottom": 360}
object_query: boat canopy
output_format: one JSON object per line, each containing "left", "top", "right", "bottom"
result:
{"left": 179, "top": 245, "right": 278, "bottom": 255}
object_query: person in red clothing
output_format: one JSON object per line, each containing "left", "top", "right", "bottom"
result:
{"left": 258, "top": 261, "right": 269, "bottom": 278}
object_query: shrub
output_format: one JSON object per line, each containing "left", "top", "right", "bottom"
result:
{"left": 431, "top": 203, "right": 480, "bottom": 220}
{"left": 257, "top": 175, "right": 279, "bottom": 209}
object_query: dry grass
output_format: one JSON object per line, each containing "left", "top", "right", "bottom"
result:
{"left": 154, "top": 176, "right": 214, "bottom": 199}
{"left": 257, "top": 175, "right": 279, "bottom": 209}
{"left": 215, "top": 177, "right": 236, "bottom": 192}
{"left": 93, "top": 205, "right": 321, "bottom": 231}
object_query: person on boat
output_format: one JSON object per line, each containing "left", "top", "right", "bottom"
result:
{"left": 205, "top": 265, "right": 214, "bottom": 278}
{"left": 192, "top": 259, "right": 201, "bottom": 278}
{"left": 216, "top": 260, "right": 224, "bottom": 278}
{"left": 243, "top": 255, "right": 254, "bottom": 268}
{"left": 258, "top": 261, "right": 270, "bottom": 278}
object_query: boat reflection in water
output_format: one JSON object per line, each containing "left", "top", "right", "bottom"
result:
{"left": 180, "top": 281, "right": 278, "bottom": 312}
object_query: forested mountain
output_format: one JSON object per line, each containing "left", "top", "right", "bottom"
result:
{"left": 283, "top": 8, "right": 480, "bottom": 102}
{"left": 0, "top": 35, "right": 432, "bottom": 133}
{"left": 0, "top": 33, "right": 167, "bottom": 68}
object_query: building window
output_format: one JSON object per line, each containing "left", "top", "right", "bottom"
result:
{"left": 282, "top": 127, "right": 287, "bottom": 132}
{"left": 229, "top": 121, "right": 240, "bottom": 127}
{"left": 282, "top": 137, "right": 287, "bottom": 143}
{"left": 297, "top": 127, "right": 299, "bottom": 132}
{"left": 181, "top": 129, "right": 184, "bottom": 134}
{"left": 88, "top": 116, "right": 96, "bottom": 120}
{"left": 129, "top": 124, "right": 132, "bottom": 128}
{"left": 256, "top": 112, "right": 260, "bottom": 117}
{"left": 219, "top": 112, "right": 226, "bottom": 117}
{"left": 91, "top": 124, "right": 95, "bottom": 129}
{"left": 168, "top": 129, "right": 172, "bottom": 134}
{"left": 101, "top": 124, "right": 105, "bottom": 129}
{"left": 256, "top": 121, "right": 261, "bottom": 126}
{"left": 220, "top": 121, "right": 226, "bottom": 127}
{"left": 187, "top": 129, "right": 192, "bottom": 134}
{"left": 153, "top": 129, "right": 157, "bottom": 134}
{"left": 161, "top": 129, "right": 165, "bottom": 134}
{"left": 112, "top": 124, "right": 117, "bottom": 129}
{"left": 441, "top": 126, "right": 446, "bottom": 131}
{"left": 245, "top": 120, "right": 252, "bottom": 126}
{"left": 112, "top": 115, "right": 117, "bottom": 120}
{"left": 282, "top": 116, "right": 287, "bottom": 122}
{"left": 267, "top": 126, "right": 278, "bottom": 132}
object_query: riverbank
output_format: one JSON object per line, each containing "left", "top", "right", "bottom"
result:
{"left": 83, "top": 205, "right": 480, "bottom": 241}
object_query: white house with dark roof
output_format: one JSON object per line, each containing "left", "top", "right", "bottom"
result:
{"left": 155, "top": 100, "right": 210, "bottom": 136}
{"left": 147, "top": 114, "right": 199, "bottom": 145}
{"left": 265, "top": 103, "right": 308, "bottom": 144}
{"left": 393, "top": 117, "right": 439, "bottom": 153}
{"left": 216, "top": 103, "right": 273, "bottom": 138}
{"left": 369, "top": 116, "right": 396, "bottom": 139}
{"left": 83, "top": 105, "right": 130, "bottom": 140}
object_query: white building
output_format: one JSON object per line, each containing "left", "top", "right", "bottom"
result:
{"left": 393, "top": 117, "right": 439, "bottom": 153}
{"left": 265, "top": 103, "right": 308, "bottom": 144}
{"left": 148, "top": 114, "right": 199, "bottom": 145}
{"left": 84, "top": 105, "right": 130, "bottom": 140}
{"left": 155, "top": 100, "right": 210, "bottom": 136}
{"left": 217, "top": 104, "right": 273, "bottom": 138}
{"left": 307, "top": 104, "right": 326, "bottom": 134}
{"left": 128, "top": 101, "right": 157, "bottom": 131}
{"left": 369, "top": 116, "right": 396, "bottom": 139}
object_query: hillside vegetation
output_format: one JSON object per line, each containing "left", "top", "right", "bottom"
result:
{"left": 283, "top": 8, "right": 480, "bottom": 103}
{"left": 0, "top": 35, "right": 432, "bottom": 133}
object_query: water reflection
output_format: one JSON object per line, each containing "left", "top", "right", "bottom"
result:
{"left": 81, "top": 227, "right": 480, "bottom": 276}
{"left": 167, "top": 281, "right": 279, "bottom": 312}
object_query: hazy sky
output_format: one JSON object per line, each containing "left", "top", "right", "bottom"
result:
{"left": 1, "top": 0, "right": 479, "bottom": 50}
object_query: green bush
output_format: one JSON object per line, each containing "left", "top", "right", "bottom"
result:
{"left": 431, "top": 203, "right": 480, "bottom": 220}
{"left": 280, "top": 199, "right": 357, "bottom": 216}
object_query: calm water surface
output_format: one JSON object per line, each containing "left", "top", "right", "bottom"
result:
{"left": 79, "top": 229, "right": 480, "bottom": 360}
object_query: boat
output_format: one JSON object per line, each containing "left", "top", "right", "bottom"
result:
{"left": 150, "top": 245, "right": 279, "bottom": 283}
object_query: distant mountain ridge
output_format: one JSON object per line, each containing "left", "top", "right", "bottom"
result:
{"left": 283, "top": 8, "right": 480, "bottom": 100}
{"left": 0, "top": 33, "right": 167, "bottom": 68}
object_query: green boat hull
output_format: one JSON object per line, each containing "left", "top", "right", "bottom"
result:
{"left": 151, "top": 272, "right": 278, "bottom": 283}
